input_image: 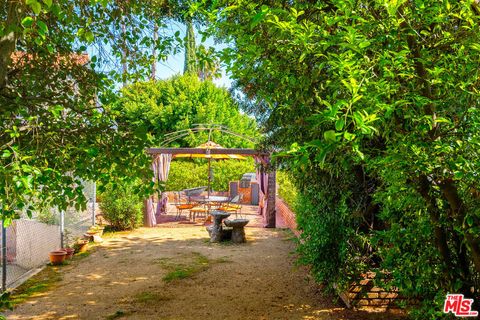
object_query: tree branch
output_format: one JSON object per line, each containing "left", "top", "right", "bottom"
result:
{"left": 0, "top": 0, "right": 23, "bottom": 91}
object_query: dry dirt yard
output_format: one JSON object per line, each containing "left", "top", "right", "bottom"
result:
{"left": 6, "top": 226, "right": 403, "bottom": 320}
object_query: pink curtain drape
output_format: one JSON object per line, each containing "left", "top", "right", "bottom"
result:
{"left": 254, "top": 155, "right": 269, "bottom": 218}
{"left": 144, "top": 154, "right": 172, "bottom": 227}
{"left": 155, "top": 154, "right": 172, "bottom": 218}
{"left": 144, "top": 155, "right": 157, "bottom": 228}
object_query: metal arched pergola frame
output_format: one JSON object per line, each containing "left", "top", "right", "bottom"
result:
{"left": 144, "top": 146, "right": 276, "bottom": 228}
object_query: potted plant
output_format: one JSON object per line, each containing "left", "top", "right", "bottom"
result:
{"left": 73, "top": 239, "right": 88, "bottom": 253}
{"left": 49, "top": 250, "right": 67, "bottom": 265}
{"left": 62, "top": 247, "right": 75, "bottom": 259}
{"left": 86, "top": 229, "right": 98, "bottom": 236}
{"left": 61, "top": 230, "right": 75, "bottom": 259}
{"left": 87, "top": 225, "right": 104, "bottom": 236}
{"left": 94, "top": 225, "right": 105, "bottom": 236}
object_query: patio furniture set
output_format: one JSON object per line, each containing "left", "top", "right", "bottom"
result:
{"left": 172, "top": 187, "right": 249, "bottom": 243}
{"left": 173, "top": 187, "right": 243, "bottom": 221}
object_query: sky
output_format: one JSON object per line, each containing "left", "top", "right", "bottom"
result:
{"left": 86, "top": 22, "right": 234, "bottom": 92}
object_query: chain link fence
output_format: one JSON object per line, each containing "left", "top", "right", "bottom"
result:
{"left": 0, "top": 181, "right": 96, "bottom": 290}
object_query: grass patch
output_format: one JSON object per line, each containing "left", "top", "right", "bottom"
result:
{"left": 214, "top": 256, "right": 232, "bottom": 264}
{"left": 209, "top": 240, "right": 233, "bottom": 246}
{"left": 280, "top": 229, "right": 297, "bottom": 242}
{"left": 134, "top": 291, "right": 170, "bottom": 303}
{"left": 105, "top": 309, "right": 127, "bottom": 319}
{"left": 163, "top": 268, "right": 195, "bottom": 282}
{"left": 193, "top": 252, "right": 210, "bottom": 265}
{"left": 102, "top": 229, "right": 133, "bottom": 239}
{"left": 156, "top": 252, "right": 229, "bottom": 283}
{"left": 8, "top": 266, "right": 62, "bottom": 307}
{"left": 74, "top": 250, "right": 93, "bottom": 259}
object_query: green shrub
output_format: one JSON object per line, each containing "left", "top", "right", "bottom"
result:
{"left": 276, "top": 171, "right": 299, "bottom": 209}
{"left": 99, "top": 182, "right": 143, "bottom": 230}
{"left": 37, "top": 207, "right": 59, "bottom": 225}
{"left": 166, "top": 159, "right": 255, "bottom": 192}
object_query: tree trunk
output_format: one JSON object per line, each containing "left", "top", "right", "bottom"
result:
{"left": 417, "top": 175, "right": 454, "bottom": 280}
{"left": 452, "top": 231, "right": 471, "bottom": 284}
{"left": 120, "top": 10, "right": 128, "bottom": 86}
{"left": 439, "top": 179, "right": 480, "bottom": 273}
{"left": 0, "top": 1, "right": 23, "bottom": 92}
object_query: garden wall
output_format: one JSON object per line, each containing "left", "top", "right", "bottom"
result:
{"left": 275, "top": 196, "right": 401, "bottom": 310}
{"left": 275, "top": 197, "right": 300, "bottom": 237}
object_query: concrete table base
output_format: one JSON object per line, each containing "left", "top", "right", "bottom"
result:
{"left": 208, "top": 211, "right": 231, "bottom": 242}
{"left": 224, "top": 219, "right": 249, "bottom": 243}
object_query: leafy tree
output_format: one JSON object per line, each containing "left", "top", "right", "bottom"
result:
{"left": 196, "top": 44, "right": 221, "bottom": 81}
{"left": 0, "top": 0, "right": 186, "bottom": 223}
{"left": 206, "top": 0, "right": 480, "bottom": 317}
{"left": 183, "top": 19, "right": 220, "bottom": 81}
{"left": 276, "top": 171, "right": 298, "bottom": 209}
{"left": 109, "top": 73, "right": 258, "bottom": 148}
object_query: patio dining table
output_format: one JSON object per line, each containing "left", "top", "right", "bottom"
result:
{"left": 190, "top": 195, "right": 230, "bottom": 204}
{"left": 189, "top": 196, "right": 231, "bottom": 222}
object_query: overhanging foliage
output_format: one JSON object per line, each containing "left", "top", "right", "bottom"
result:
{"left": 206, "top": 0, "right": 480, "bottom": 317}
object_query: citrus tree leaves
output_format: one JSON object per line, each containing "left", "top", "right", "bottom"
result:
{"left": 26, "top": 0, "right": 42, "bottom": 15}
{"left": 207, "top": 0, "right": 480, "bottom": 317}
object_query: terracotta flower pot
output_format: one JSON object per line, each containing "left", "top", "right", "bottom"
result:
{"left": 62, "top": 248, "right": 75, "bottom": 260}
{"left": 49, "top": 250, "right": 67, "bottom": 265}
{"left": 75, "top": 240, "right": 88, "bottom": 253}
{"left": 95, "top": 226, "right": 105, "bottom": 236}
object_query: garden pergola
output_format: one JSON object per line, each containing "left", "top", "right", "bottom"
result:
{"left": 144, "top": 146, "right": 276, "bottom": 228}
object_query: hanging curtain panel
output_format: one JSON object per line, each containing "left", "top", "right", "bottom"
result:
{"left": 144, "top": 154, "right": 173, "bottom": 227}
{"left": 155, "top": 154, "right": 172, "bottom": 218}
{"left": 254, "top": 155, "right": 269, "bottom": 218}
{"left": 144, "top": 156, "right": 159, "bottom": 227}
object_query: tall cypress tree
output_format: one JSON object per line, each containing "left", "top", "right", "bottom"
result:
{"left": 183, "top": 19, "right": 197, "bottom": 74}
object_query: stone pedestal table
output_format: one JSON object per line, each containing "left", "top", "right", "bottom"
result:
{"left": 208, "top": 211, "right": 231, "bottom": 242}
{"left": 224, "top": 219, "right": 249, "bottom": 243}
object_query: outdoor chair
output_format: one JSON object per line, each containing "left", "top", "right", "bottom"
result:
{"left": 173, "top": 191, "right": 195, "bottom": 220}
{"left": 218, "top": 195, "right": 243, "bottom": 218}
{"left": 189, "top": 203, "right": 209, "bottom": 222}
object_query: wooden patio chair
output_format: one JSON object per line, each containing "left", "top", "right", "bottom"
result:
{"left": 173, "top": 191, "right": 195, "bottom": 220}
{"left": 218, "top": 195, "right": 243, "bottom": 218}
{"left": 189, "top": 203, "right": 209, "bottom": 222}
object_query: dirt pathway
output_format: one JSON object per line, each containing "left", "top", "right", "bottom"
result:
{"left": 6, "top": 227, "right": 402, "bottom": 320}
